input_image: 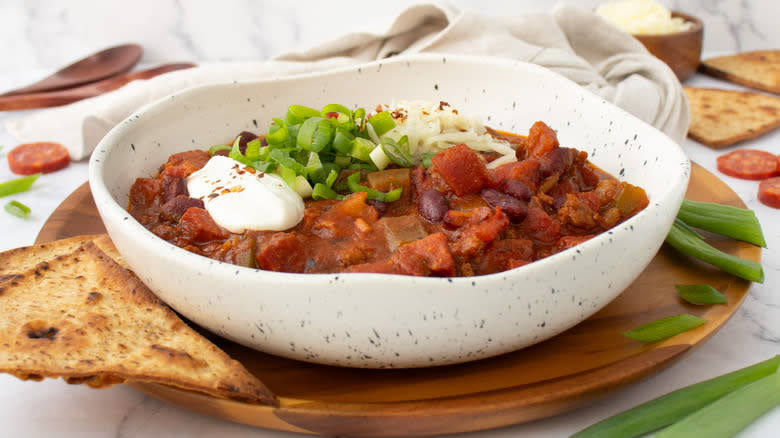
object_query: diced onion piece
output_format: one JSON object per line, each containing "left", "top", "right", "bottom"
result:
{"left": 370, "top": 145, "right": 391, "bottom": 170}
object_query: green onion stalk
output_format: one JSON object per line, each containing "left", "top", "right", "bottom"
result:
{"left": 571, "top": 356, "right": 780, "bottom": 438}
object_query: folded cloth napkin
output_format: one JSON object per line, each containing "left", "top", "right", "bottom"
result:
{"left": 6, "top": 1, "right": 688, "bottom": 161}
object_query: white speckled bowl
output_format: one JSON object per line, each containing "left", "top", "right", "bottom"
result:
{"left": 89, "top": 54, "right": 690, "bottom": 368}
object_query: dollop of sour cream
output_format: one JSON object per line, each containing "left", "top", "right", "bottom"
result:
{"left": 186, "top": 155, "right": 304, "bottom": 233}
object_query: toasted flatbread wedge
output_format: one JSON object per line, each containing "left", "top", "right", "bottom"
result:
{"left": 684, "top": 86, "right": 780, "bottom": 148}
{"left": 0, "top": 239, "right": 278, "bottom": 406}
{"left": 698, "top": 50, "right": 780, "bottom": 94}
{"left": 0, "top": 234, "right": 98, "bottom": 279}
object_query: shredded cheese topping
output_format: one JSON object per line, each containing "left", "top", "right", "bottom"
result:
{"left": 377, "top": 100, "right": 517, "bottom": 169}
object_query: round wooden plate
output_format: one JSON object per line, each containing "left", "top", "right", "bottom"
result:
{"left": 37, "top": 163, "right": 760, "bottom": 437}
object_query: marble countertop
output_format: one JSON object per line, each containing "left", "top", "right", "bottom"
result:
{"left": 1, "top": 1, "right": 778, "bottom": 437}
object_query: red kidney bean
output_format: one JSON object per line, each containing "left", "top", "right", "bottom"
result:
{"left": 368, "top": 199, "right": 390, "bottom": 217}
{"left": 480, "top": 188, "right": 527, "bottom": 222}
{"left": 540, "top": 147, "right": 576, "bottom": 177}
{"left": 235, "top": 131, "right": 258, "bottom": 154}
{"left": 500, "top": 179, "right": 532, "bottom": 202}
{"left": 160, "top": 195, "right": 205, "bottom": 222}
{"left": 418, "top": 189, "right": 449, "bottom": 223}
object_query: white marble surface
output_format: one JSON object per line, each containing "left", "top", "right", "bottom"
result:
{"left": 0, "top": 0, "right": 778, "bottom": 437}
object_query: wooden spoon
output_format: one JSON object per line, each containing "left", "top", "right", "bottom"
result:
{"left": 0, "top": 63, "right": 197, "bottom": 111}
{"left": 0, "top": 44, "right": 144, "bottom": 97}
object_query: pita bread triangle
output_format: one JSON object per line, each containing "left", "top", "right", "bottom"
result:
{"left": 0, "top": 238, "right": 278, "bottom": 406}
{"left": 683, "top": 86, "right": 780, "bottom": 148}
{"left": 698, "top": 50, "right": 780, "bottom": 94}
{"left": 0, "top": 234, "right": 97, "bottom": 279}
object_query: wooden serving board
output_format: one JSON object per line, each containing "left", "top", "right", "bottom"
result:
{"left": 37, "top": 163, "right": 761, "bottom": 437}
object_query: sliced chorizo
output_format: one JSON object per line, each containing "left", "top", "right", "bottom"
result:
{"left": 757, "top": 176, "right": 780, "bottom": 209}
{"left": 7, "top": 142, "right": 70, "bottom": 175}
{"left": 716, "top": 149, "right": 779, "bottom": 180}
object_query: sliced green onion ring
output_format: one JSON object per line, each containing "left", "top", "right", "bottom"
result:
{"left": 346, "top": 172, "right": 402, "bottom": 202}
{"left": 266, "top": 118, "right": 290, "bottom": 146}
{"left": 675, "top": 284, "right": 728, "bottom": 305}
{"left": 244, "top": 138, "right": 264, "bottom": 162}
{"left": 297, "top": 117, "right": 334, "bottom": 152}
{"left": 380, "top": 135, "right": 414, "bottom": 167}
{"left": 367, "top": 110, "right": 396, "bottom": 136}
{"left": 268, "top": 149, "right": 305, "bottom": 175}
{"left": 422, "top": 152, "right": 436, "bottom": 168}
{"left": 0, "top": 173, "right": 40, "bottom": 198}
{"left": 350, "top": 137, "right": 375, "bottom": 162}
{"left": 325, "top": 169, "right": 339, "bottom": 188}
{"left": 311, "top": 183, "right": 344, "bottom": 200}
{"left": 305, "top": 152, "right": 326, "bottom": 184}
{"left": 229, "top": 136, "right": 251, "bottom": 166}
{"left": 621, "top": 313, "right": 706, "bottom": 342}
{"left": 286, "top": 105, "right": 320, "bottom": 125}
{"left": 4, "top": 200, "right": 31, "bottom": 218}
{"left": 276, "top": 164, "right": 297, "bottom": 189}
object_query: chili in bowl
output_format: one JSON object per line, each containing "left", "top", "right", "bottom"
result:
{"left": 89, "top": 54, "right": 690, "bottom": 368}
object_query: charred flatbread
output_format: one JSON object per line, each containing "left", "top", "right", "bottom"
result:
{"left": 0, "top": 238, "right": 278, "bottom": 406}
{"left": 698, "top": 50, "right": 780, "bottom": 94}
{"left": 0, "top": 234, "right": 97, "bottom": 279}
{"left": 684, "top": 86, "right": 780, "bottom": 148}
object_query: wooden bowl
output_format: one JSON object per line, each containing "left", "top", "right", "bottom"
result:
{"left": 633, "top": 11, "right": 703, "bottom": 82}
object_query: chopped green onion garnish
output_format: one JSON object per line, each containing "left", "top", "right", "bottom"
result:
{"left": 677, "top": 199, "right": 766, "bottom": 247}
{"left": 223, "top": 104, "right": 413, "bottom": 198}
{"left": 654, "top": 363, "right": 780, "bottom": 438}
{"left": 297, "top": 117, "right": 334, "bottom": 152}
{"left": 422, "top": 152, "right": 436, "bottom": 168}
{"left": 4, "top": 200, "right": 31, "bottom": 218}
{"left": 325, "top": 169, "right": 339, "bottom": 188}
{"left": 346, "top": 172, "right": 402, "bottom": 202}
{"left": 350, "top": 137, "right": 375, "bottom": 162}
{"left": 367, "top": 110, "right": 396, "bottom": 136}
{"left": 332, "top": 128, "right": 355, "bottom": 155}
{"left": 277, "top": 164, "right": 297, "bottom": 189}
{"left": 244, "top": 138, "right": 264, "bottom": 162}
{"left": 229, "top": 136, "right": 250, "bottom": 166}
{"left": 311, "top": 183, "right": 343, "bottom": 200}
{"left": 286, "top": 105, "right": 320, "bottom": 125}
{"left": 621, "top": 313, "right": 706, "bottom": 342}
{"left": 266, "top": 118, "right": 290, "bottom": 146}
{"left": 268, "top": 149, "right": 305, "bottom": 175}
{"left": 0, "top": 173, "right": 40, "bottom": 198}
{"left": 666, "top": 218, "right": 764, "bottom": 283}
{"left": 305, "top": 151, "right": 326, "bottom": 184}
{"left": 570, "top": 355, "right": 780, "bottom": 438}
{"left": 675, "top": 284, "right": 728, "bottom": 305}
{"left": 381, "top": 135, "right": 414, "bottom": 167}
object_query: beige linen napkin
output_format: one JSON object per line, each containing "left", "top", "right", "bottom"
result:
{"left": 6, "top": 1, "right": 688, "bottom": 160}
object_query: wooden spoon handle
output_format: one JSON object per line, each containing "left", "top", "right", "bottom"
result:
{"left": 0, "top": 44, "right": 144, "bottom": 97}
{"left": 0, "top": 63, "right": 197, "bottom": 111}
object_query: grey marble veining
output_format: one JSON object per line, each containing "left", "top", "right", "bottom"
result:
{"left": 0, "top": 0, "right": 777, "bottom": 74}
